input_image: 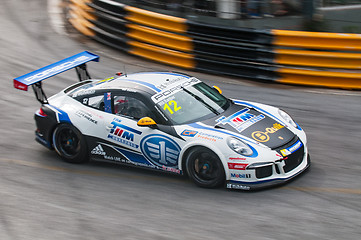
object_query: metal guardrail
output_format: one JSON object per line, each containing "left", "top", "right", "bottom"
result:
{"left": 68, "top": 0, "right": 361, "bottom": 89}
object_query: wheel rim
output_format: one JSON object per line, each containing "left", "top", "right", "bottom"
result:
{"left": 56, "top": 128, "right": 80, "bottom": 157}
{"left": 193, "top": 152, "right": 220, "bottom": 182}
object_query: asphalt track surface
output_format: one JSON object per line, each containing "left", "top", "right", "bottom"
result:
{"left": 1, "top": 0, "right": 361, "bottom": 239}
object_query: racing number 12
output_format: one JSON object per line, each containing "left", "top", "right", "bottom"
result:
{"left": 163, "top": 100, "right": 181, "bottom": 114}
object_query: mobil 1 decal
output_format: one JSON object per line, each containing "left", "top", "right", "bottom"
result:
{"left": 140, "top": 134, "right": 180, "bottom": 168}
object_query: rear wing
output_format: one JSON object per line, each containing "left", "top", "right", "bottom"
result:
{"left": 13, "top": 51, "right": 99, "bottom": 103}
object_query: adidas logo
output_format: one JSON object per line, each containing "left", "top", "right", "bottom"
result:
{"left": 91, "top": 144, "right": 106, "bottom": 156}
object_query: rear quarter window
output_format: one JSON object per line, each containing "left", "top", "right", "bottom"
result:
{"left": 64, "top": 80, "right": 93, "bottom": 94}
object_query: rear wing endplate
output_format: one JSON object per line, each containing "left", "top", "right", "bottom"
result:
{"left": 13, "top": 51, "right": 99, "bottom": 103}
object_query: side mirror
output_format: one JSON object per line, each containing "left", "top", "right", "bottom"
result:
{"left": 212, "top": 85, "right": 222, "bottom": 94}
{"left": 137, "top": 117, "right": 157, "bottom": 128}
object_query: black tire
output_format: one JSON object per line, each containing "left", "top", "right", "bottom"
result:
{"left": 52, "top": 124, "right": 88, "bottom": 164}
{"left": 185, "top": 147, "right": 225, "bottom": 188}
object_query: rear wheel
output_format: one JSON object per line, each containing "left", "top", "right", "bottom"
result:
{"left": 52, "top": 124, "right": 88, "bottom": 164}
{"left": 186, "top": 147, "right": 225, "bottom": 188}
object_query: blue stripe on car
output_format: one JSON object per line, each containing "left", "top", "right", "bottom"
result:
{"left": 114, "top": 147, "right": 154, "bottom": 166}
{"left": 188, "top": 122, "right": 259, "bottom": 158}
{"left": 48, "top": 105, "right": 71, "bottom": 123}
{"left": 120, "top": 79, "right": 161, "bottom": 92}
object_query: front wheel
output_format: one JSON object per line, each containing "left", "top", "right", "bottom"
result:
{"left": 52, "top": 124, "right": 88, "bottom": 164}
{"left": 186, "top": 147, "right": 225, "bottom": 188}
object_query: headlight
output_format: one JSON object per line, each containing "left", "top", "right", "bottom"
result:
{"left": 227, "top": 137, "right": 253, "bottom": 156}
{"left": 278, "top": 109, "right": 297, "bottom": 128}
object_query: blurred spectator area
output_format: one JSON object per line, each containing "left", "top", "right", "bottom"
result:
{"left": 125, "top": 1, "right": 361, "bottom": 32}
{"left": 320, "top": 0, "right": 361, "bottom": 32}
{"left": 323, "top": 0, "right": 361, "bottom": 6}
{"left": 131, "top": 1, "right": 304, "bottom": 19}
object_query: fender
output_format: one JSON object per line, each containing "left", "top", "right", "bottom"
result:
{"left": 178, "top": 141, "right": 230, "bottom": 179}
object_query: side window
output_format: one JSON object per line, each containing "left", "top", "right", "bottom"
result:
{"left": 82, "top": 95, "right": 105, "bottom": 111}
{"left": 113, "top": 95, "right": 153, "bottom": 120}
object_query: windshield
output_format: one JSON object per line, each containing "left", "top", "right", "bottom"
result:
{"left": 154, "top": 82, "right": 230, "bottom": 125}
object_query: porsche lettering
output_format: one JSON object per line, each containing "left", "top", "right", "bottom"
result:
{"left": 152, "top": 78, "right": 200, "bottom": 101}
{"left": 24, "top": 56, "right": 89, "bottom": 82}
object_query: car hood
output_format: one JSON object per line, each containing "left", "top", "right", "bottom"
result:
{"left": 200, "top": 103, "right": 295, "bottom": 149}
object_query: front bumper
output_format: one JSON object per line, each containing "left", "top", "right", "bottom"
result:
{"left": 226, "top": 154, "right": 310, "bottom": 190}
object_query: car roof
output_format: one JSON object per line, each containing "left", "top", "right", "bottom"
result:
{"left": 92, "top": 72, "right": 193, "bottom": 95}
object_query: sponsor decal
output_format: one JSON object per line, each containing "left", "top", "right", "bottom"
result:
{"left": 140, "top": 135, "right": 181, "bottom": 167}
{"left": 96, "top": 77, "right": 114, "bottom": 85}
{"left": 251, "top": 123, "right": 285, "bottom": 142}
{"left": 280, "top": 140, "right": 302, "bottom": 157}
{"left": 24, "top": 56, "right": 89, "bottom": 82}
{"left": 216, "top": 108, "right": 265, "bottom": 132}
{"left": 104, "top": 155, "right": 126, "bottom": 162}
{"left": 196, "top": 135, "right": 217, "bottom": 142}
{"left": 152, "top": 78, "right": 200, "bottom": 102}
{"left": 181, "top": 130, "right": 198, "bottom": 137}
{"left": 86, "top": 108, "right": 104, "bottom": 119}
{"left": 231, "top": 173, "right": 251, "bottom": 179}
{"left": 226, "top": 183, "right": 251, "bottom": 190}
{"left": 75, "top": 110, "right": 98, "bottom": 124}
{"left": 156, "top": 77, "right": 184, "bottom": 90}
{"left": 180, "top": 130, "right": 222, "bottom": 142}
{"left": 229, "top": 157, "right": 246, "bottom": 161}
{"left": 252, "top": 131, "right": 269, "bottom": 142}
{"left": 107, "top": 119, "right": 142, "bottom": 148}
{"left": 14, "top": 81, "right": 27, "bottom": 90}
{"left": 91, "top": 144, "right": 106, "bottom": 156}
{"left": 162, "top": 165, "right": 181, "bottom": 174}
{"left": 228, "top": 162, "right": 248, "bottom": 170}
{"left": 132, "top": 161, "right": 157, "bottom": 169}
{"left": 197, "top": 132, "right": 223, "bottom": 142}
{"left": 280, "top": 149, "right": 290, "bottom": 157}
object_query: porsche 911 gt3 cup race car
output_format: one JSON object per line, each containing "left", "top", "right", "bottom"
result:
{"left": 14, "top": 51, "right": 310, "bottom": 190}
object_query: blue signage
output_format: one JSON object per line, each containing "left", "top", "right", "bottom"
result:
{"left": 140, "top": 134, "right": 181, "bottom": 167}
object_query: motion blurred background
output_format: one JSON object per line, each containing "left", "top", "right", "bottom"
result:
{"left": 113, "top": 0, "right": 361, "bottom": 32}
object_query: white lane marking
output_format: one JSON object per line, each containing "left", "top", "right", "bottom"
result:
{"left": 303, "top": 89, "right": 361, "bottom": 97}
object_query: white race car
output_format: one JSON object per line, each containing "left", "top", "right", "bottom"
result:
{"left": 14, "top": 51, "right": 310, "bottom": 190}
